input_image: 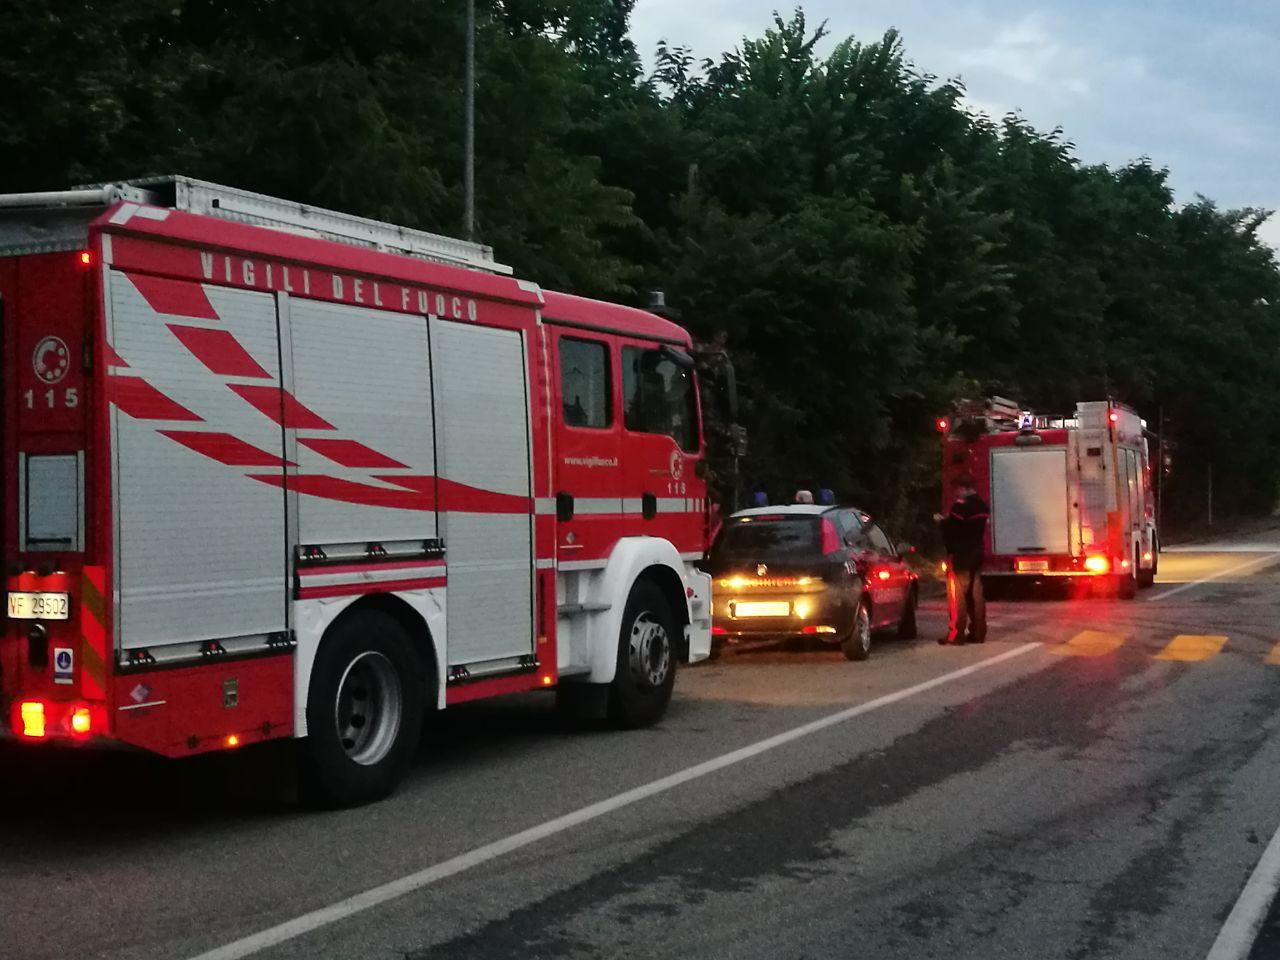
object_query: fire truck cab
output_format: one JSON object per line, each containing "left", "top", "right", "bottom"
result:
{"left": 0, "top": 177, "right": 713, "bottom": 804}
{"left": 940, "top": 397, "right": 1157, "bottom": 598}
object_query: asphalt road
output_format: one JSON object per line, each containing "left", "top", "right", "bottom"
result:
{"left": 4, "top": 536, "right": 1280, "bottom": 960}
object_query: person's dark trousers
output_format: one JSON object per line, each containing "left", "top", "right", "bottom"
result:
{"left": 946, "top": 566, "right": 987, "bottom": 643}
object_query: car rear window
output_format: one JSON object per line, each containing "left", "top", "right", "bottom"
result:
{"left": 710, "top": 517, "right": 820, "bottom": 561}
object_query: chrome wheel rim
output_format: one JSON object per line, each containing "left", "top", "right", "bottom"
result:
{"left": 628, "top": 611, "right": 671, "bottom": 688}
{"left": 334, "top": 651, "right": 402, "bottom": 766}
{"left": 856, "top": 606, "right": 871, "bottom": 653}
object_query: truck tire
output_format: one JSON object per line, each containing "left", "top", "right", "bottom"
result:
{"left": 1115, "top": 567, "right": 1138, "bottom": 600}
{"left": 1138, "top": 543, "right": 1157, "bottom": 589}
{"left": 300, "top": 609, "right": 426, "bottom": 806}
{"left": 608, "top": 579, "right": 677, "bottom": 728}
{"left": 842, "top": 600, "right": 873, "bottom": 661}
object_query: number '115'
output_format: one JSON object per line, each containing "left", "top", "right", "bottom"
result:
{"left": 24, "top": 388, "right": 78, "bottom": 409}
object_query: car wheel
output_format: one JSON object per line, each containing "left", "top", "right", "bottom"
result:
{"left": 896, "top": 586, "right": 918, "bottom": 640}
{"left": 608, "top": 579, "right": 677, "bottom": 728}
{"left": 842, "top": 600, "right": 873, "bottom": 661}
{"left": 300, "top": 609, "right": 426, "bottom": 807}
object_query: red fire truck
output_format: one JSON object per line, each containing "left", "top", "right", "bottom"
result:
{"left": 939, "top": 397, "right": 1158, "bottom": 598}
{"left": 0, "top": 177, "right": 713, "bottom": 803}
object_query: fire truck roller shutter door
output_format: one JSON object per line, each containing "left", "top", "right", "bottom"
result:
{"left": 109, "top": 274, "right": 287, "bottom": 649}
{"left": 431, "top": 318, "right": 534, "bottom": 669}
{"left": 990, "top": 447, "right": 1071, "bottom": 558}
{"left": 286, "top": 299, "right": 437, "bottom": 546}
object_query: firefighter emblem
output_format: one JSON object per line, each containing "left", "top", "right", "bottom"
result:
{"left": 669, "top": 449, "right": 684, "bottom": 480}
{"left": 33, "top": 335, "right": 70, "bottom": 384}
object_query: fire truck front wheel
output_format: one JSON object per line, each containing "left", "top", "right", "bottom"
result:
{"left": 301, "top": 610, "right": 426, "bottom": 806}
{"left": 608, "top": 579, "right": 678, "bottom": 728}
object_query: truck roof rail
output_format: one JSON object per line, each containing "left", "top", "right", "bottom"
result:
{"left": 2, "top": 176, "right": 511, "bottom": 276}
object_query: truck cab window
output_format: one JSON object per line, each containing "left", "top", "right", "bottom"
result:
{"left": 621, "top": 345, "right": 697, "bottom": 451}
{"left": 559, "top": 338, "right": 610, "bottom": 428}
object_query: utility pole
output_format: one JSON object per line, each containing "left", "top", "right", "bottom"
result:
{"left": 1156, "top": 405, "right": 1164, "bottom": 536}
{"left": 1207, "top": 462, "right": 1214, "bottom": 528}
{"left": 463, "top": 0, "right": 476, "bottom": 240}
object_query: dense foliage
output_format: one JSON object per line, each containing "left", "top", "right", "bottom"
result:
{"left": 5, "top": 1, "right": 1277, "bottom": 536}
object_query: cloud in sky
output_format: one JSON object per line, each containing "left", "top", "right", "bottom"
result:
{"left": 629, "top": 0, "right": 1280, "bottom": 250}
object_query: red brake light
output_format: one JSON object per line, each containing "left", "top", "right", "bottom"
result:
{"left": 1108, "top": 411, "right": 1119, "bottom": 424}
{"left": 70, "top": 707, "right": 92, "bottom": 736}
{"left": 1084, "top": 555, "right": 1110, "bottom": 574}
{"left": 820, "top": 518, "right": 839, "bottom": 554}
{"left": 78, "top": 250, "right": 92, "bottom": 266}
{"left": 876, "top": 569, "right": 891, "bottom": 581}
{"left": 936, "top": 417, "right": 950, "bottom": 433}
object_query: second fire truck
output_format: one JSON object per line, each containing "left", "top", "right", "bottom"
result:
{"left": 939, "top": 397, "right": 1158, "bottom": 598}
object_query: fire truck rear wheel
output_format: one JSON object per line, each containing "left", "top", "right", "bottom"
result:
{"left": 1115, "top": 567, "right": 1138, "bottom": 600}
{"left": 1138, "top": 544, "right": 1156, "bottom": 588}
{"left": 301, "top": 610, "right": 426, "bottom": 807}
{"left": 608, "top": 580, "right": 677, "bottom": 728}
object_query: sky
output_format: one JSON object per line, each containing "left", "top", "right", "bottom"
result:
{"left": 629, "top": 0, "right": 1280, "bottom": 251}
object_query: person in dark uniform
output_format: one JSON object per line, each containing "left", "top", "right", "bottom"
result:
{"left": 935, "top": 475, "right": 989, "bottom": 645}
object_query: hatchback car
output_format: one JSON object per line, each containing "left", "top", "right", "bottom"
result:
{"left": 704, "top": 504, "right": 919, "bottom": 660}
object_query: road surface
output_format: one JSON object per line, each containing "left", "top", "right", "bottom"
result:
{"left": 4, "top": 535, "right": 1280, "bottom": 960}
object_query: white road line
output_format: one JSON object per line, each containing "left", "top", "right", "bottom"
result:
{"left": 1205, "top": 819, "right": 1280, "bottom": 960}
{"left": 187, "top": 642, "right": 1041, "bottom": 960}
{"left": 1146, "top": 551, "right": 1280, "bottom": 602}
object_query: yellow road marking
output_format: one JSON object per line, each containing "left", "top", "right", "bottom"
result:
{"left": 1265, "top": 641, "right": 1280, "bottom": 666}
{"left": 1155, "top": 634, "right": 1228, "bottom": 662}
{"left": 1051, "top": 630, "right": 1127, "bottom": 657}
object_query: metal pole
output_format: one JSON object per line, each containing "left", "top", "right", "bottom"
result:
{"left": 463, "top": 0, "right": 476, "bottom": 240}
{"left": 1207, "top": 462, "right": 1213, "bottom": 528}
{"left": 1156, "top": 405, "right": 1163, "bottom": 537}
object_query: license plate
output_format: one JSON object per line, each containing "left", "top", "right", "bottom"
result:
{"left": 7, "top": 591, "right": 70, "bottom": 620}
{"left": 1016, "top": 559, "right": 1050, "bottom": 573}
{"left": 733, "top": 600, "right": 791, "bottom": 618}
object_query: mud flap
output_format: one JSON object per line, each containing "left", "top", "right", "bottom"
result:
{"left": 684, "top": 567, "right": 712, "bottom": 663}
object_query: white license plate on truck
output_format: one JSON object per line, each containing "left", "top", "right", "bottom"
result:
{"left": 1016, "top": 559, "right": 1050, "bottom": 573}
{"left": 7, "top": 592, "right": 70, "bottom": 620}
{"left": 733, "top": 601, "right": 791, "bottom": 618}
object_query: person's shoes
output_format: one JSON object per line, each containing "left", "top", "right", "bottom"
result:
{"left": 966, "top": 634, "right": 986, "bottom": 644}
{"left": 938, "top": 636, "right": 960, "bottom": 646}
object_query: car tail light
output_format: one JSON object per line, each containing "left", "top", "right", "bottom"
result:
{"left": 820, "top": 518, "right": 839, "bottom": 554}
{"left": 1084, "top": 555, "right": 1110, "bottom": 574}
{"left": 711, "top": 625, "right": 727, "bottom": 636}
{"left": 801, "top": 625, "right": 837, "bottom": 635}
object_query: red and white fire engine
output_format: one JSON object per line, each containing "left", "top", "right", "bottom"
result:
{"left": 0, "top": 177, "right": 713, "bottom": 803}
{"left": 939, "top": 396, "right": 1158, "bottom": 598}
